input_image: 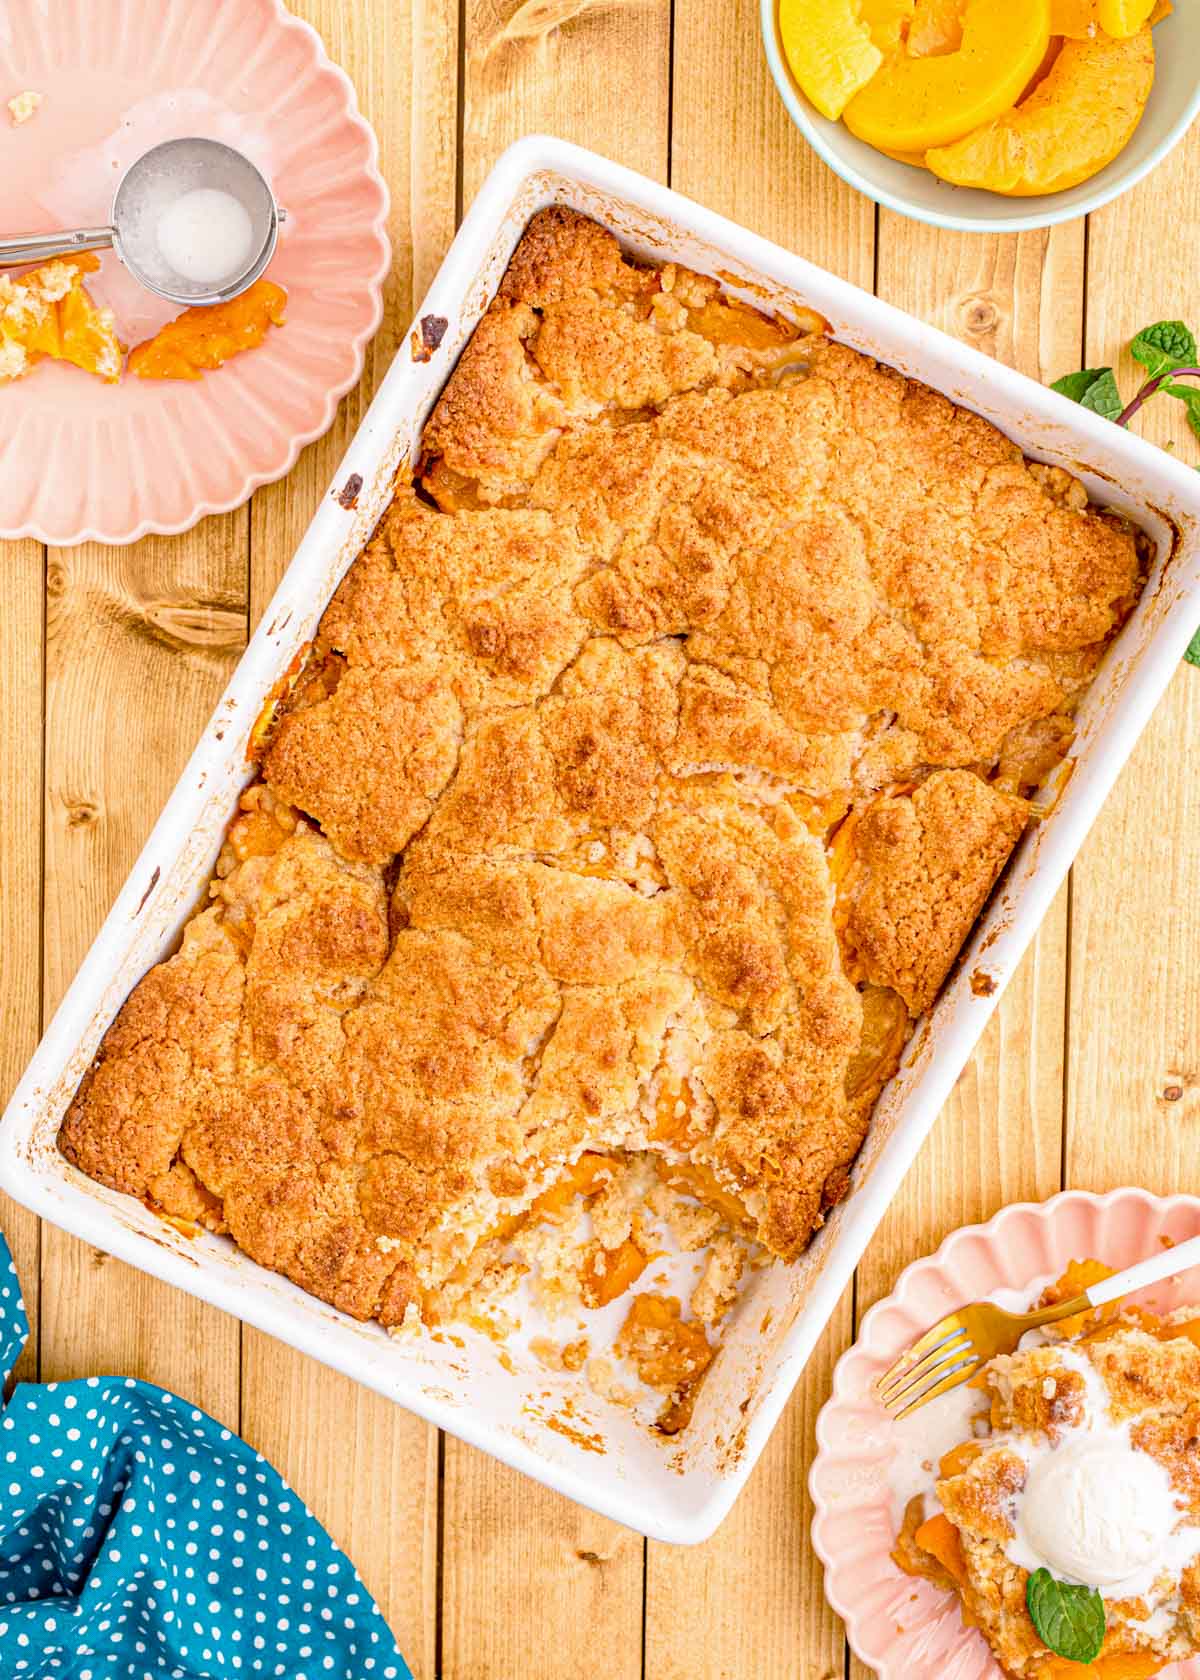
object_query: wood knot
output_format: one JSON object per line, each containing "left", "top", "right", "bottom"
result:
{"left": 142, "top": 600, "right": 246, "bottom": 655}
{"left": 46, "top": 561, "right": 68, "bottom": 600}
{"left": 960, "top": 294, "right": 1000, "bottom": 337}
{"left": 575, "top": 1548, "right": 604, "bottom": 1567}
{"left": 65, "top": 798, "right": 100, "bottom": 829}
{"left": 1163, "top": 1083, "right": 1184, "bottom": 1102}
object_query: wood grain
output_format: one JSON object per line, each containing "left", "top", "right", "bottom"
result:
{"left": 1067, "top": 129, "right": 1200, "bottom": 1194}
{"left": 441, "top": 1450, "right": 645, "bottom": 1680}
{"left": 0, "top": 540, "right": 43, "bottom": 1386}
{"left": 40, "top": 521, "right": 247, "bottom": 1426}
{"left": 237, "top": 5, "right": 455, "bottom": 1673}
{"left": 459, "top": 0, "right": 672, "bottom": 201}
{"left": 645, "top": 1311, "right": 849, "bottom": 1680}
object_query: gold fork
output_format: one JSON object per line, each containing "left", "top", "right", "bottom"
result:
{"left": 876, "top": 1231, "right": 1200, "bottom": 1419}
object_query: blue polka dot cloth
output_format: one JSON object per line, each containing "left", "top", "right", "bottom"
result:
{"left": 0, "top": 1237, "right": 413, "bottom": 1679}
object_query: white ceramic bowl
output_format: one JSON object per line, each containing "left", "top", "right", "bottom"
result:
{"left": 760, "top": 0, "right": 1200, "bottom": 232}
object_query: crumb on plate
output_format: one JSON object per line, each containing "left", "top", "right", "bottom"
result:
{"left": 8, "top": 91, "right": 42, "bottom": 125}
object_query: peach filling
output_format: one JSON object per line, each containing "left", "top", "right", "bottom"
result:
{"left": 653, "top": 1159, "right": 752, "bottom": 1230}
{"left": 615, "top": 1292, "right": 715, "bottom": 1433}
{"left": 686, "top": 296, "right": 801, "bottom": 351}
{"left": 914, "top": 1512, "right": 967, "bottom": 1586}
{"left": 529, "top": 1152, "right": 617, "bottom": 1220}
{"left": 651, "top": 1075, "right": 692, "bottom": 1143}
{"left": 844, "top": 985, "right": 909, "bottom": 1099}
{"left": 581, "top": 1238, "right": 652, "bottom": 1308}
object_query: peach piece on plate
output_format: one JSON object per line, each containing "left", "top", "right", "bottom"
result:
{"left": 127, "top": 279, "right": 287, "bottom": 381}
{"left": 0, "top": 253, "right": 123, "bottom": 384}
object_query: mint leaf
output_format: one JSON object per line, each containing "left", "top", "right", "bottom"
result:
{"left": 1078, "top": 369, "right": 1124, "bottom": 422}
{"left": 1131, "top": 320, "right": 1198, "bottom": 380}
{"left": 1185, "top": 626, "right": 1200, "bottom": 668}
{"left": 1163, "top": 379, "right": 1200, "bottom": 443}
{"left": 1051, "top": 368, "right": 1115, "bottom": 405}
{"left": 1026, "top": 1568, "right": 1106, "bottom": 1664}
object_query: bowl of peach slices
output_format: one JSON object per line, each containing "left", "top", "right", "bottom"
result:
{"left": 761, "top": 0, "right": 1200, "bottom": 231}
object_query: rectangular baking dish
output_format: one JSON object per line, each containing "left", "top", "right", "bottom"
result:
{"left": 4, "top": 137, "right": 1199, "bottom": 1546}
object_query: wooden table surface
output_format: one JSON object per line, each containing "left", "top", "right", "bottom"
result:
{"left": 3, "top": 4, "right": 1199, "bottom": 1676}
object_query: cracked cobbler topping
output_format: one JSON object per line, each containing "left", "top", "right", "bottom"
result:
{"left": 894, "top": 1264, "right": 1200, "bottom": 1679}
{"left": 59, "top": 209, "right": 1145, "bottom": 1429}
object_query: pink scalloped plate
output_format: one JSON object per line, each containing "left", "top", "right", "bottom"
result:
{"left": 811, "top": 1190, "right": 1200, "bottom": 1680}
{"left": 0, "top": 0, "right": 390, "bottom": 544}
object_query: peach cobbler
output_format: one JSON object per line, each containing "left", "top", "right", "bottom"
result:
{"left": 895, "top": 1264, "right": 1200, "bottom": 1678}
{"left": 59, "top": 209, "right": 1145, "bottom": 1428}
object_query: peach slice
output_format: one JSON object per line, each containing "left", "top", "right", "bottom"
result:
{"left": 1098, "top": 0, "right": 1156, "bottom": 33}
{"left": 914, "top": 1513, "right": 968, "bottom": 1585}
{"left": 907, "top": 0, "right": 964, "bottom": 55}
{"left": 779, "top": 0, "right": 884, "bottom": 120}
{"left": 844, "top": 0, "right": 1051, "bottom": 152}
{"left": 1038, "top": 1657, "right": 1162, "bottom": 1680}
{"left": 926, "top": 27, "right": 1154, "bottom": 195}
{"left": 859, "top": 0, "right": 916, "bottom": 50}
{"left": 1052, "top": 0, "right": 1160, "bottom": 31}
{"left": 128, "top": 278, "right": 287, "bottom": 380}
{"left": 1050, "top": 0, "right": 1102, "bottom": 31}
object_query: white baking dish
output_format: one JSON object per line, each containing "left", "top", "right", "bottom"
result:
{"left": 4, "top": 137, "right": 1199, "bottom": 1546}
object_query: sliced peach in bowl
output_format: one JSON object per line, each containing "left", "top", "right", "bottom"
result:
{"left": 843, "top": 0, "right": 1052, "bottom": 152}
{"left": 926, "top": 26, "right": 1155, "bottom": 194}
{"left": 859, "top": 0, "right": 916, "bottom": 49}
{"left": 1099, "top": 0, "right": 1156, "bottom": 34}
{"left": 906, "top": 0, "right": 965, "bottom": 56}
{"left": 779, "top": 0, "right": 884, "bottom": 119}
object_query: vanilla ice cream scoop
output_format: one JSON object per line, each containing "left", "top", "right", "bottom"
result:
{"left": 1016, "top": 1435, "right": 1178, "bottom": 1590}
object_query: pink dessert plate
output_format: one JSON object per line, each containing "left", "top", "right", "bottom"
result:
{"left": 810, "top": 1189, "right": 1200, "bottom": 1680}
{"left": 0, "top": 0, "right": 390, "bottom": 544}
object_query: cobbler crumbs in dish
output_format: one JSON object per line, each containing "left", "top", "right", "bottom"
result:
{"left": 59, "top": 208, "right": 1145, "bottom": 1431}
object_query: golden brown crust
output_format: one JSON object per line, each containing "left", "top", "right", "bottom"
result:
{"left": 60, "top": 207, "right": 1143, "bottom": 1328}
{"left": 840, "top": 771, "right": 1030, "bottom": 1015}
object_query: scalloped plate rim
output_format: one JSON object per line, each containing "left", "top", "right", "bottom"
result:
{"left": 809, "top": 1187, "right": 1200, "bottom": 1677}
{"left": 0, "top": 0, "right": 392, "bottom": 547}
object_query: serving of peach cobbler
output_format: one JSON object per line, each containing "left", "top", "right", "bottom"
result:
{"left": 58, "top": 209, "right": 1146, "bottom": 1430}
{"left": 895, "top": 1263, "right": 1200, "bottom": 1679}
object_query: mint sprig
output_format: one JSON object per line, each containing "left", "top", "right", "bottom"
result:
{"left": 1130, "top": 319, "right": 1197, "bottom": 380}
{"left": 1026, "top": 1568, "right": 1106, "bottom": 1665}
{"left": 1052, "top": 318, "right": 1200, "bottom": 668}
{"left": 1053, "top": 319, "right": 1200, "bottom": 435}
{"left": 1049, "top": 367, "right": 1125, "bottom": 422}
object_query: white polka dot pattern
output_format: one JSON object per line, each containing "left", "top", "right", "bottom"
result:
{"left": 0, "top": 1242, "right": 412, "bottom": 1678}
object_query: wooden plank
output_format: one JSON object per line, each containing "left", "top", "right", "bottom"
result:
{"left": 442, "top": 1454, "right": 645, "bottom": 1680}
{"left": 670, "top": 0, "right": 875, "bottom": 280}
{"left": 644, "top": 1312, "right": 849, "bottom": 1680}
{"left": 459, "top": 0, "right": 673, "bottom": 203}
{"left": 0, "top": 540, "right": 44, "bottom": 1387}
{"left": 646, "top": 5, "right": 873, "bottom": 1676}
{"left": 40, "top": 520, "right": 247, "bottom": 1432}
{"left": 845, "top": 213, "right": 1085, "bottom": 1675}
{"left": 1066, "top": 129, "right": 1200, "bottom": 1195}
{"left": 241, "top": 1342, "right": 439, "bottom": 1678}
{"left": 439, "top": 6, "right": 674, "bottom": 1676}
{"left": 236, "top": 6, "right": 454, "bottom": 1674}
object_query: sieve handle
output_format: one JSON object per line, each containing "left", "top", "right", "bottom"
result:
{"left": 0, "top": 226, "right": 114, "bottom": 268}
